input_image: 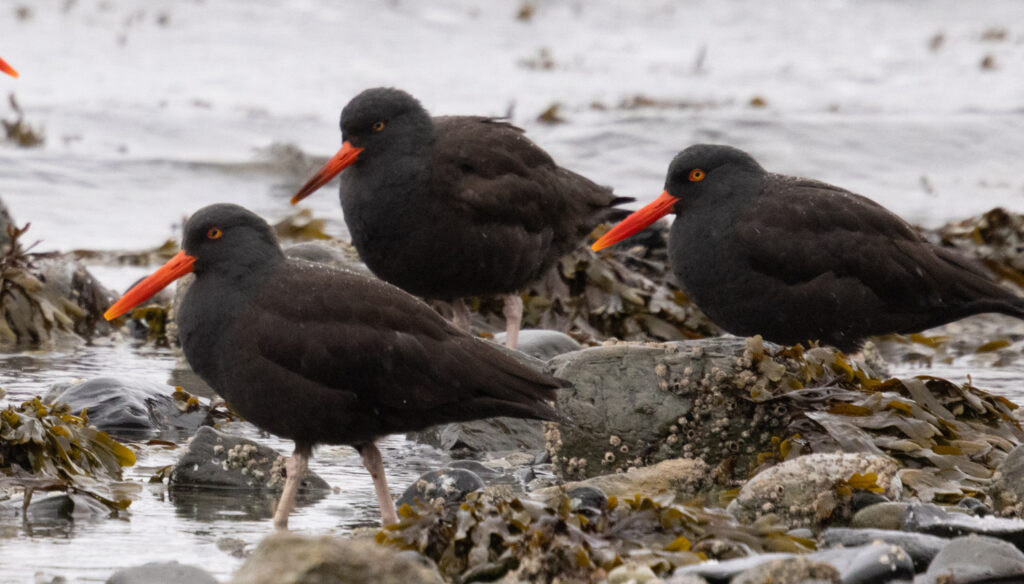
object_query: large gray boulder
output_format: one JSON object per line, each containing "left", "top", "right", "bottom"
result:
{"left": 545, "top": 337, "right": 832, "bottom": 481}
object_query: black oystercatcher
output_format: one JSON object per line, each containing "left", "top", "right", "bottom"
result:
{"left": 0, "top": 57, "right": 17, "bottom": 78}
{"left": 290, "top": 87, "right": 632, "bottom": 349}
{"left": 593, "top": 144, "right": 1024, "bottom": 351}
{"left": 105, "top": 203, "right": 563, "bottom": 529}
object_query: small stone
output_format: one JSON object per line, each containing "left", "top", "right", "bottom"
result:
{"left": 397, "top": 468, "right": 484, "bottom": 508}
{"left": 850, "top": 502, "right": 910, "bottom": 530}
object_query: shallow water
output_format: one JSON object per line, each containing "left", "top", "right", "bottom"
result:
{"left": 1, "top": 0, "right": 1024, "bottom": 581}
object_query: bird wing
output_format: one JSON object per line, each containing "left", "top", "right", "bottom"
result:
{"left": 734, "top": 175, "right": 996, "bottom": 309}
{"left": 238, "top": 261, "right": 561, "bottom": 417}
{"left": 429, "top": 116, "right": 616, "bottom": 233}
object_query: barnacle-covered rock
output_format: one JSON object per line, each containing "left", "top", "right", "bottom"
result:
{"left": 547, "top": 336, "right": 1024, "bottom": 506}
{"left": 726, "top": 453, "right": 900, "bottom": 529}
{"left": 169, "top": 426, "right": 328, "bottom": 493}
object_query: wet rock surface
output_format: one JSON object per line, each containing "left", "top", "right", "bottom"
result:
{"left": 921, "top": 535, "right": 1024, "bottom": 584}
{"left": 819, "top": 527, "right": 948, "bottom": 571}
{"left": 230, "top": 533, "right": 444, "bottom": 584}
{"left": 407, "top": 416, "right": 547, "bottom": 456}
{"left": 44, "top": 377, "right": 208, "bottom": 441}
{"left": 902, "top": 503, "right": 1024, "bottom": 551}
{"left": 397, "top": 467, "right": 485, "bottom": 508}
{"left": 990, "top": 444, "right": 1024, "bottom": 517}
{"left": 25, "top": 493, "right": 113, "bottom": 522}
{"left": 106, "top": 561, "right": 218, "bottom": 584}
{"left": 169, "top": 426, "right": 329, "bottom": 493}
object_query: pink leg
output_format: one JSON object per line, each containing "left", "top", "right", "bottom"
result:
{"left": 272, "top": 444, "right": 310, "bottom": 530}
{"left": 357, "top": 442, "right": 397, "bottom": 527}
{"left": 451, "top": 298, "right": 471, "bottom": 332}
{"left": 503, "top": 293, "right": 523, "bottom": 349}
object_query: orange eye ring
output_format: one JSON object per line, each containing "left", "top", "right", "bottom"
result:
{"left": 207, "top": 227, "right": 223, "bottom": 240}
{"left": 689, "top": 168, "right": 706, "bottom": 182}
{"left": 372, "top": 121, "right": 386, "bottom": 132}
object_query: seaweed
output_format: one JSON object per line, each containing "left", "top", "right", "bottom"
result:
{"left": 1, "top": 397, "right": 136, "bottom": 513}
{"left": 378, "top": 491, "right": 812, "bottom": 582}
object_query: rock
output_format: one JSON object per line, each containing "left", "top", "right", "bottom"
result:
{"left": 671, "top": 553, "right": 797, "bottom": 583}
{"left": 902, "top": 502, "right": 1024, "bottom": 552}
{"left": 730, "top": 556, "right": 840, "bottom": 584}
{"left": 170, "top": 426, "right": 329, "bottom": 492}
{"left": 397, "top": 468, "right": 485, "bottom": 508}
{"left": 230, "top": 533, "right": 444, "bottom": 584}
{"left": 35, "top": 257, "right": 117, "bottom": 339}
{"left": 407, "top": 416, "right": 546, "bottom": 457}
{"left": 850, "top": 502, "right": 910, "bottom": 530}
{"left": 24, "top": 493, "right": 112, "bottom": 522}
{"left": 809, "top": 543, "right": 913, "bottom": 584}
{"left": 990, "top": 444, "right": 1024, "bottom": 517}
{"left": 534, "top": 458, "right": 711, "bottom": 508}
{"left": 956, "top": 496, "right": 992, "bottom": 517}
{"left": 820, "top": 527, "right": 948, "bottom": 571}
{"left": 922, "top": 535, "right": 1024, "bottom": 583}
{"left": 566, "top": 485, "right": 608, "bottom": 515}
{"left": 106, "top": 561, "right": 217, "bottom": 584}
{"left": 492, "top": 329, "right": 582, "bottom": 360}
{"left": 607, "top": 562, "right": 660, "bottom": 583}
{"left": 728, "top": 453, "right": 901, "bottom": 529}
{"left": 45, "top": 376, "right": 208, "bottom": 441}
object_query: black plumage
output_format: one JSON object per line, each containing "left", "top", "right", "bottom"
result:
{"left": 105, "top": 203, "right": 563, "bottom": 528}
{"left": 594, "top": 144, "right": 1024, "bottom": 351}
{"left": 292, "top": 87, "right": 632, "bottom": 347}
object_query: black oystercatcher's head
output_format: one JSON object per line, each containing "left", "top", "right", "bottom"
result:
{"left": 290, "top": 87, "right": 431, "bottom": 204}
{"left": 592, "top": 144, "right": 764, "bottom": 251}
{"left": 0, "top": 57, "right": 18, "bottom": 78}
{"left": 104, "top": 204, "right": 282, "bottom": 320}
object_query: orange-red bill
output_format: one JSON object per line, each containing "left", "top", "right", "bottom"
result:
{"left": 592, "top": 190, "right": 680, "bottom": 251}
{"left": 0, "top": 57, "right": 18, "bottom": 78}
{"left": 104, "top": 250, "right": 196, "bottom": 320}
{"left": 290, "top": 141, "right": 364, "bottom": 205}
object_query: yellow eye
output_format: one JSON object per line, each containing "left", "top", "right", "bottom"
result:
{"left": 689, "top": 168, "right": 706, "bottom": 182}
{"left": 372, "top": 121, "right": 386, "bottom": 132}
{"left": 207, "top": 227, "right": 223, "bottom": 240}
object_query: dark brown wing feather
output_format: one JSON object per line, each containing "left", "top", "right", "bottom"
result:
{"left": 736, "top": 175, "right": 1021, "bottom": 314}
{"left": 430, "top": 116, "right": 627, "bottom": 237}
{"left": 226, "top": 261, "right": 563, "bottom": 441}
